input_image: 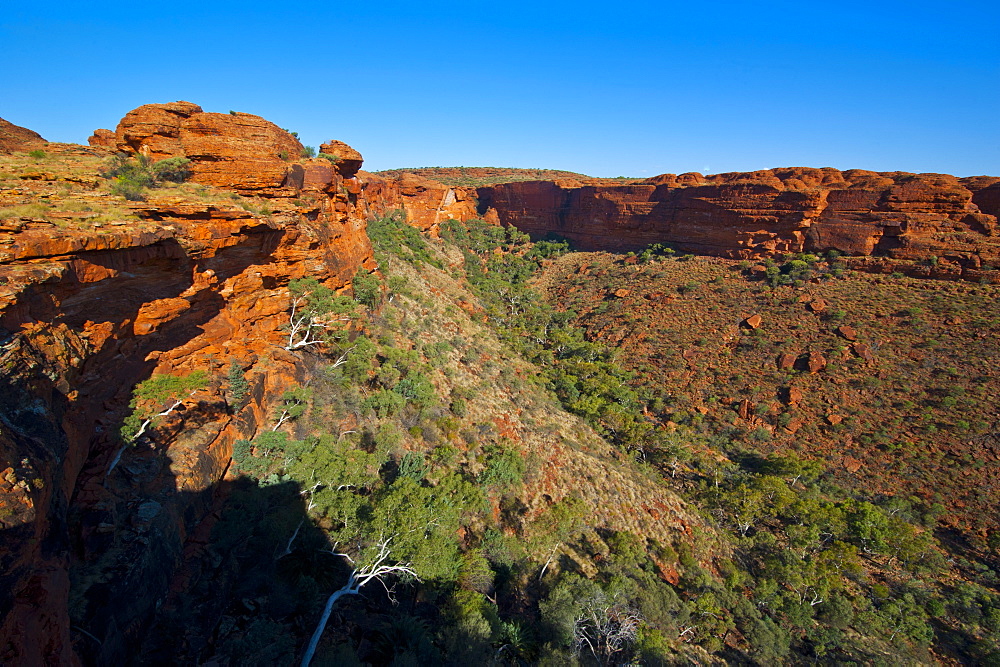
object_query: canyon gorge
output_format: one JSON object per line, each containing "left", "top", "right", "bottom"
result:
{"left": 2, "top": 102, "right": 999, "bottom": 664}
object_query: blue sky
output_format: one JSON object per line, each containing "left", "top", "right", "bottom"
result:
{"left": 2, "top": 1, "right": 997, "bottom": 177}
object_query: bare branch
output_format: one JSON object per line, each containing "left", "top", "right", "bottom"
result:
{"left": 277, "top": 520, "right": 304, "bottom": 560}
{"left": 300, "top": 537, "right": 418, "bottom": 667}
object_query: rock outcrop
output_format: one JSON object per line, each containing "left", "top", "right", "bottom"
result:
{"left": 318, "top": 140, "right": 364, "bottom": 178}
{"left": 0, "top": 106, "right": 391, "bottom": 664}
{"left": 478, "top": 168, "right": 1000, "bottom": 279}
{"left": 89, "top": 102, "right": 308, "bottom": 195}
{"left": 0, "top": 117, "right": 46, "bottom": 152}
{"left": 381, "top": 172, "right": 484, "bottom": 233}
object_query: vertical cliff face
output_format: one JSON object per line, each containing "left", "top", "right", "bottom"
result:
{"left": 381, "top": 172, "right": 484, "bottom": 233}
{"left": 477, "top": 168, "right": 1000, "bottom": 280}
{"left": 0, "top": 104, "right": 395, "bottom": 664}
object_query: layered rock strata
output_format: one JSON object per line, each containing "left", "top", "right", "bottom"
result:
{"left": 478, "top": 168, "right": 1000, "bottom": 280}
{"left": 1, "top": 105, "right": 388, "bottom": 664}
{"left": 381, "top": 171, "right": 487, "bottom": 233}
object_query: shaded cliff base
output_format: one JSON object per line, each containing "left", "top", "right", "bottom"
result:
{"left": 3, "top": 103, "right": 1000, "bottom": 664}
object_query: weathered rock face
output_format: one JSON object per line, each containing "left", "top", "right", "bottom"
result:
{"left": 96, "top": 101, "right": 308, "bottom": 195}
{"left": 111, "top": 100, "right": 204, "bottom": 159}
{"left": 318, "top": 140, "right": 364, "bottom": 178}
{"left": 0, "top": 117, "right": 46, "bottom": 152}
{"left": 86, "top": 128, "right": 116, "bottom": 148}
{"left": 383, "top": 172, "right": 483, "bottom": 233}
{"left": 0, "top": 107, "right": 392, "bottom": 663}
{"left": 479, "top": 168, "right": 1000, "bottom": 278}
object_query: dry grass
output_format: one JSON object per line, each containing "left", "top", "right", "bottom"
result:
{"left": 540, "top": 251, "right": 1000, "bottom": 543}
{"left": 0, "top": 146, "right": 262, "bottom": 230}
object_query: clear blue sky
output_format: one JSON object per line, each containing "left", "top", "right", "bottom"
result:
{"left": 3, "top": 1, "right": 998, "bottom": 177}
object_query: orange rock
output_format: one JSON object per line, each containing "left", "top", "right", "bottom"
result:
{"left": 2, "top": 105, "right": 388, "bottom": 663}
{"left": 477, "top": 168, "right": 1000, "bottom": 274}
{"left": 98, "top": 102, "right": 310, "bottom": 195}
{"left": 319, "top": 140, "right": 364, "bottom": 177}
{"left": 179, "top": 111, "right": 303, "bottom": 192}
{"left": 786, "top": 386, "right": 803, "bottom": 405}
{"left": 744, "top": 313, "right": 762, "bottom": 329}
{"left": 807, "top": 351, "right": 827, "bottom": 373}
{"left": 853, "top": 342, "right": 876, "bottom": 361}
{"left": 784, "top": 418, "right": 803, "bottom": 434}
{"left": 777, "top": 352, "right": 797, "bottom": 370}
{"left": 737, "top": 399, "right": 752, "bottom": 420}
{"left": 836, "top": 325, "right": 857, "bottom": 340}
{"left": 88, "top": 128, "right": 117, "bottom": 148}
{"left": 384, "top": 172, "right": 482, "bottom": 232}
{"left": 613, "top": 288, "right": 631, "bottom": 298}
{"left": 0, "top": 117, "right": 46, "bottom": 152}
{"left": 114, "top": 100, "right": 204, "bottom": 159}
{"left": 827, "top": 414, "right": 844, "bottom": 425}
{"left": 133, "top": 297, "right": 192, "bottom": 335}
{"left": 808, "top": 299, "right": 829, "bottom": 313}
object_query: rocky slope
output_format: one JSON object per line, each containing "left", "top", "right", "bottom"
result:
{"left": 0, "top": 118, "right": 46, "bottom": 153}
{"left": 3, "top": 102, "right": 999, "bottom": 663}
{"left": 477, "top": 168, "right": 1000, "bottom": 281}
{"left": 0, "top": 104, "right": 393, "bottom": 664}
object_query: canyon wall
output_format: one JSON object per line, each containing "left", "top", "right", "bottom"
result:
{"left": 4, "top": 101, "right": 1000, "bottom": 663}
{"left": 478, "top": 168, "right": 1000, "bottom": 280}
{"left": 380, "top": 171, "right": 485, "bottom": 233}
{"left": 0, "top": 104, "right": 393, "bottom": 664}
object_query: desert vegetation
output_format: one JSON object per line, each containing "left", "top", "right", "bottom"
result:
{"left": 125, "top": 212, "right": 1000, "bottom": 664}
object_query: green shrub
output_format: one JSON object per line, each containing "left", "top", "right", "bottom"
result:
{"left": 301, "top": 145, "right": 316, "bottom": 158}
{"left": 369, "top": 210, "right": 442, "bottom": 268}
{"left": 120, "top": 371, "right": 208, "bottom": 442}
{"left": 394, "top": 372, "right": 435, "bottom": 406}
{"left": 227, "top": 361, "right": 250, "bottom": 407}
{"left": 109, "top": 178, "right": 148, "bottom": 201}
{"left": 352, "top": 268, "right": 382, "bottom": 309}
{"left": 151, "top": 156, "right": 191, "bottom": 182}
{"left": 101, "top": 153, "right": 191, "bottom": 201}
{"left": 362, "top": 389, "right": 406, "bottom": 417}
{"left": 27, "top": 149, "right": 46, "bottom": 159}
{"left": 479, "top": 444, "right": 525, "bottom": 491}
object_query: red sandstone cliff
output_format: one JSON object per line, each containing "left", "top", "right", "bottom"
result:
{"left": 0, "top": 104, "right": 393, "bottom": 664}
{"left": 380, "top": 171, "right": 486, "bottom": 233}
{"left": 4, "top": 101, "right": 1000, "bottom": 662}
{"left": 478, "top": 168, "right": 1000, "bottom": 280}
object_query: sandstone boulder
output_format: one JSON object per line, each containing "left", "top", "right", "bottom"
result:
{"left": 836, "top": 325, "right": 857, "bottom": 340}
{"left": 87, "top": 128, "right": 117, "bottom": 148}
{"left": 785, "top": 386, "right": 803, "bottom": 405}
{"left": 95, "top": 102, "right": 311, "bottom": 194}
{"left": 807, "top": 351, "right": 827, "bottom": 373}
{"left": 852, "top": 342, "right": 876, "bottom": 361}
{"left": 808, "top": 299, "right": 829, "bottom": 313}
{"left": 179, "top": 111, "right": 303, "bottom": 190}
{"left": 319, "top": 140, "right": 364, "bottom": 177}
{"left": 114, "top": 101, "right": 203, "bottom": 159}
{"left": 777, "top": 352, "right": 797, "bottom": 370}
